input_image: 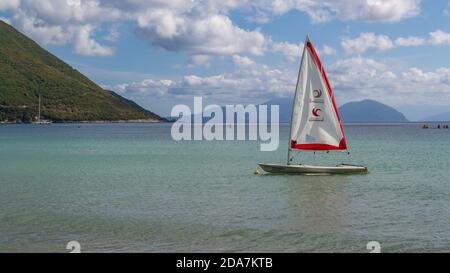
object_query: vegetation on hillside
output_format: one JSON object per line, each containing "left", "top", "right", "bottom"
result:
{"left": 0, "top": 20, "right": 162, "bottom": 123}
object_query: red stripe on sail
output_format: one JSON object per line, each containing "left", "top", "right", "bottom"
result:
{"left": 305, "top": 41, "right": 347, "bottom": 151}
{"left": 291, "top": 139, "right": 347, "bottom": 151}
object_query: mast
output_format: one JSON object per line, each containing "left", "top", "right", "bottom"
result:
{"left": 287, "top": 35, "right": 309, "bottom": 165}
{"left": 38, "top": 95, "right": 41, "bottom": 122}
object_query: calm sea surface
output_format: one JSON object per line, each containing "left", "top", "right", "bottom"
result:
{"left": 0, "top": 123, "right": 449, "bottom": 253}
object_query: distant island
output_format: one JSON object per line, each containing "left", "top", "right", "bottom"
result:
{"left": 0, "top": 20, "right": 164, "bottom": 123}
{"left": 339, "top": 99, "right": 409, "bottom": 123}
{"left": 424, "top": 111, "right": 450, "bottom": 122}
{"left": 262, "top": 98, "right": 409, "bottom": 123}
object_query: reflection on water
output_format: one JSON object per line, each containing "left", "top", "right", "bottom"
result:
{"left": 284, "top": 175, "right": 349, "bottom": 234}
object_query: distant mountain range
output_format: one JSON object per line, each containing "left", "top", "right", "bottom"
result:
{"left": 263, "top": 98, "right": 409, "bottom": 123}
{"left": 339, "top": 99, "right": 408, "bottom": 123}
{"left": 0, "top": 20, "right": 164, "bottom": 123}
{"left": 424, "top": 112, "right": 450, "bottom": 122}
{"left": 180, "top": 99, "right": 410, "bottom": 124}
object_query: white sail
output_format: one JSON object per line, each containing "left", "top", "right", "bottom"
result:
{"left": 289, "top": 38, "right": 347, "bottom": 151}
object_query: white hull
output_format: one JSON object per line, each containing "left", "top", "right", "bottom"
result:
{"left": 259, "top": 163, "right": 368, "bottom": 174}
{"left": 33, "top": 121, "right": 52, "bottom": 125}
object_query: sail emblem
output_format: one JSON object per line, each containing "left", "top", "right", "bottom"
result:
{"left": 310, "top": 89, "right": 325, "bottom": 104}
{"left": 313, "top": 89, "right": 323, "bottom": 98}
{"left": 312, "top": 108, "right": 322, "bottom": 117}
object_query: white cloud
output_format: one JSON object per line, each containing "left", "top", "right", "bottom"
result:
{"left": 272, "top": 41, "right": 304, "bottom": 61}
{"left": 100, "top": 46, "right": 450, "bottom": 115}
{"left": 330, "top": 0, "right": 421, "bottom": 23}
{"left": 342, "top": 30, "right": 450, "bottom": 55}
{"left": 1, "top": 0, "right": 423, "bottom": 58}
{"left": 73, "top": 25, "right": 115, "bottom": 56}
{"left": 272, "top": 41, "right": 335, "bottom": 60}
{"left": 10, "top": 12, "right": 114, "bottom": 56}
{"left": 402, "top": 67, "right": 450, "bottom": 85}
{"left": 328, "top": 58, "right": 450, "bottom": 106}
{"left": 3, "top": 0, "right": 269, "bottom": 57}
{"left": 318, "top": 45, "right": 337, "bottom": 56}
{"left": 0, "top": 0, "right": 20, "bottom": 11}
{"left": 403, "top": 67, "right": 440, "bottom": 83}
{"left": 111, "top": 56, "right": 450, "bottom": 108}
{"left": 5, "top": 0, "right": 450, "bottom": 109}
{"left": 188, "top": 55, "right": 212, "bottom": 68}
{"left": 342, "top": 33, "right": 394, "bottom": 54}
{"left": 429, "top": 30, "right": 450, "bottom": 45}
{"left": 136, "top": 13, "right": 268, "bottom": 56}
{"left": 250, "top": 0, "right": 421, "bottom": 23}
{"left": 232, "top": 55, "right": 255, "bottom": 67}
{"left": 394, "top": 36, "right": 426, "bottom": 46}
{"left": 169, "top": 56, "right": 295, "bottom": 101}
{"left": 6, "top": 1, "right": 119, "bottom": 56}
{"left": 111, "top": 55, "right": 297, "bottom": 103}
{"left": 114, "top": 79, "right": 175, "bottom": 98}
{"left": 329, "top": 57, "right": 397, "bottom": 97}
{"left": 343, "top": 30, "right": 450, "bottom": 55}
{"left": 11, "top": 10, "right": 73, "bottom": 45}
{"left": 22, "top": 0, "right": 121, "bottom": 24}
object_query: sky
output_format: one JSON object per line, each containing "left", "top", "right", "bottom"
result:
{"left": 1, "top": 0, "right": 450, "bottom": 120}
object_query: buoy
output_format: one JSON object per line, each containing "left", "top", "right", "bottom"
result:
{"left": 254, "top": 168, "right": 261, "bottom": 176}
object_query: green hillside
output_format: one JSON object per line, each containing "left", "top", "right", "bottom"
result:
{"left": 0, "top": 20, "right": 162, "bottom": 123}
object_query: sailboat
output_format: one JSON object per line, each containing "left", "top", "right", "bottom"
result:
{"left": 33, "top": 95, "right": 52, "bottom": 125}
{"left": 259, "top": 37, "right": 367, "bottom": 174}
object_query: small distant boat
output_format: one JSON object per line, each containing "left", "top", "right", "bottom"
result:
{"left": 33, "top": 95, "right": 52, "bottom": 125}
{"left": 259, "top": 36, "right": 367, "bottom": 175}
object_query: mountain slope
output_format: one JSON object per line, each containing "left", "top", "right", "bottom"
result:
{"left": 339, "top": 100, "right": 408, "bottom": 123}
{"left": 0, "top": 20, "right": 162, "bottom": 122}
{"left": 262, "top": 98, "right": 293, "bottom": 123}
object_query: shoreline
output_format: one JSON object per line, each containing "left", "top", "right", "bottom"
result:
{"left": 1, "top": 121, "right": 448, "bottom": 126}
{"left": 0, "top": 119, "right": 172, "bottom": 125}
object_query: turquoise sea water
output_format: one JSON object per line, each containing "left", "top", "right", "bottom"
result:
{"left": 0, "top": 123, "right": 449, "bottom": 253}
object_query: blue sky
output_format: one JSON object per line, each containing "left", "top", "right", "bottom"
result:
{"left": 1, "top": 0, "right": 450, "bottom": 120}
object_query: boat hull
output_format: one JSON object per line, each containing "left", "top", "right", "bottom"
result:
{"left": 33, "top": 122, "right": 52, "bottom": 125}
{"left": 259, "top": 163, "right": 368, "bottom": 174}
